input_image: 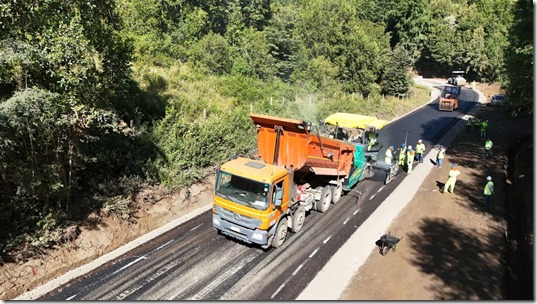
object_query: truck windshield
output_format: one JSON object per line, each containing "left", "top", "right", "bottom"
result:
{"left": 215, "top": 170, "right": 270, "bottom": 210}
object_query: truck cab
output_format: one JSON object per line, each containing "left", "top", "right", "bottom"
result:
{"left": 212, "top": 157, "right": 292, "bottom": 248}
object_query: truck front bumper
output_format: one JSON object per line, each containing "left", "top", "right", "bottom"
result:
{"left": 213, "top": 214, "right": 268, "bottom": 246}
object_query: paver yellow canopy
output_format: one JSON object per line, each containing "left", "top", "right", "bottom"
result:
{"left": 324, "top": 113, "right": 389, "bottom": 130}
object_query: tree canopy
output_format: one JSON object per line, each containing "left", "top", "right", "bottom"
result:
{"left": 0, "top": 0, "right": 530, "bottom": 253}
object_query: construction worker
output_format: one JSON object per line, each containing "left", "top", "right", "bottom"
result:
{"left": 406, "top": 146, "right": 415, "bottom": 173}
{"left": 484, "top": 138, "right": 493, "bottom": 158}
{"left": 415, "top": 139, "right": 426, "bottom": 163}
{"left": 474, "top": 117, "right": 481, "bottom": 133}
{"left": 436, "top": 146, "right": 445, "bottom": 168}
{"left": 442, "top": 164, "right": 461, "bottom": 193}
{"left": 367, "top": 127, "right": 377, "bottom": 150}
{"left": 398, "top": 143, "right": 407, "bottom": 167}
{"left": 466, "top": 117, "right": 473, "bottom": 132}
{"left": 483, "top": 176, "right": 494, "bottom": 208}
{"left": 385, "top": 145, "right": 394, "bottom": 163}
{"left": 480, "top": 120, "right": 489, "bottom": 138}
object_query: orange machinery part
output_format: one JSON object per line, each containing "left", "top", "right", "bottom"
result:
{"left": 250, "top": 113, "right": 355, "bottom": 177}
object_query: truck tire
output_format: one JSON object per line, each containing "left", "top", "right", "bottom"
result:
{"left": 331, "top": 182, "right": 343, "bottom": 203}
{"left": 291, "top": 206, "right": 306, "bottom": 233}
{"left": 272, "top": 218, "right": 288, "bottom": 248}
{"left": 384, "top": 173, "right": 391, "bottom": 185}
{"left": 315, "top": 186, "right": 332, "bottom": 213}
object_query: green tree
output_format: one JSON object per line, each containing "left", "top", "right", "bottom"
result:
{"left": 386, "top": 0, "right": 432, "bottom": 62}
{"left": 189, "top": 32, "right": 231, "bottom": 75}
{"left": 503, "top": 0, "right": 533, "bottom": 114}
{"left": 0, "top": 88, "right": 130, "bottom": 235}
{"left": 229, "top": 27, "right": 277, "bottom": 79}
{"left": 296, "top": 0, "right": 390, "bottom": 94}
{"left": 381, "top": 45, "right": 412, "bottom": 96}
{"left": 264, "top": 2, "right": 301, "bottom": 80}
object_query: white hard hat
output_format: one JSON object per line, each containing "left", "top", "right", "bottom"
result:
{"left": 486, "top": 176, "right": 492, "bottom": 181}
{"left": 418, "top": 139, "right": 422, "bottom": 143}
{"left": 408, "top": 145, "right": 412, "bottom": 149}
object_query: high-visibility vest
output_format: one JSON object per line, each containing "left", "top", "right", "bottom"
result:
{"left": 385, "top": 148, "right": 393, "bottom": 159}
{"left": 399, "top": 148, "right": 406, "bottom": 159}
{"left": 484, "top": 181, "right": 494, "bottom": 195}
{"left": 481, "top": 122, "right": 488, "bottom": 130}
{"left": 485, "top": 140, "right": 493, "bottom": 150}
{"left": 437, "top": 149, "right": 445, "bottom": 159}
{"left": 448, "top": 169, "right": 460, "bottom": 180}
{"left": 407, "top": 151, "right": 414, "bottom": 164}
{"left": 467, "top": 119, "right": 472, "bottom": 126}
{"left": 415, "top": 143, "right": 425, "bottom": 154}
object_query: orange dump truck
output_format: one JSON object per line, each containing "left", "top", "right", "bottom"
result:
{"left": 212, "top": 113, "right": 367, "bottom": 248}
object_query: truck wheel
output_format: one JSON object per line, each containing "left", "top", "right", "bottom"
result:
{"left": 331, "top": 182, "right": 343, "bottom": 203}
{"left": 291, "top": 206, "right": 306, "bottom": 233}
{"left": 272, "top": 218, "right": 288, "bottom": 248}
{"left": 315, "top": 186, "right": 332, "bottom": 213}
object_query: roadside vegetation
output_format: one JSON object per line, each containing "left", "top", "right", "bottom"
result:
{"left": 0, "top": 0, "right": 532, "bottom": 262}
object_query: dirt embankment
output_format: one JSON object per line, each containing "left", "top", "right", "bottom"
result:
{"left": 0, "top": 178, "right": 215, "bottom": 300}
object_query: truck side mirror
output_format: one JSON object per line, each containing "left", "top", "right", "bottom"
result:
{"left": 274, "top": 188, "right": 283, "bottom": 207}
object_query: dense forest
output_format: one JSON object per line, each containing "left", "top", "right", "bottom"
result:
{"left": 0, "top": 0, "right": 532, "bottom": 253}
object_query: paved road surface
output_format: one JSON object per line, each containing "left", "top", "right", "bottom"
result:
{"left": 40, "top": 85, "right": 478, "bottom": 300}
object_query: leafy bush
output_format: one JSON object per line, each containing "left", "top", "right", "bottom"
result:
{"left": 152, "top": 107, "right": 256, "bottom": 188}
{"left": 189, "top": 32, "right": 231, "bottom": 75}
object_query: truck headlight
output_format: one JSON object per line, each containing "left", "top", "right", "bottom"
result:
{"left": 213, "top": 217, "right": 221, "bottom": 226}
{"left": 251, "top": 232, "right": 264, "bottom": 241}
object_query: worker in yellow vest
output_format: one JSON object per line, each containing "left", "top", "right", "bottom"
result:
{"left": 415, "top": 139, "right": 426, "bottom": 163}
{"left": 398, "top": 143, "right": 407, "bottom": 169}
{"left": 385, "top": 145, "right": 394, "bottom": 163}
{"left": 485, "top": 138, "right": 493, "bottom": 158}
{"left": 480, "top": 120, "right": 489, "bottom": 138}
{"left": 406, "top": 146, "right": 415, "bottom": 173}
{"left": 483, "top": 176, "right": 494, "bottom": 209}
{"left": 443, "top": 164, "right": 461, "bottom": 193}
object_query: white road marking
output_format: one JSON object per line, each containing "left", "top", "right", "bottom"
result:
{"left": 377, "top": 186, "right": 385, "bottom": 193}
{"left": 190, "top": 223, "right": 204, "bottom": 231}
{"left": 155, "top": 239, "right": 174, "bottom": 251}
{"left": 369, "top": 194, "right": 376, "bottom": 200}
{"left": 189, "top": 251, "right": 260, "bottom": 300}
{"left": 292, "top": 264, "right": 304, "bottom": 276}
{"left": 113, "top": 256, "right": 147, "bottom": 275}
{"left": 323, "top": 236, "right": 332, "bottom": 244}
{"left": 353, "top": 208, "right": 361, "bottom": 215}
{"left": 66, "top": 294, "right": 78, "bottom": 300}
{"left": 309, "top": 248, "right": 319, "bottom": 258}
{"left": 271, "top": 283, "right": 286, "bottom": 299}
{"left": 343, "top": 217, "right": 350, "bottom": 225}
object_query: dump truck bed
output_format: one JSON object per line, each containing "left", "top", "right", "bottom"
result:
{"left": 250, "top": 113, "right": 355, "bottom": 177}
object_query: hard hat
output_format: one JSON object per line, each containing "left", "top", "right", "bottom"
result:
{"left": 401, "top": 143, "right": 406, "bottom": 147}
{"left": 486, "top": 176, "right": 492, "bottom": 181}
{"left": 408, "top": 145, "right": 412, "bottom": 149}
{"left": 451, "top": 164, "right": 457, "bottom": 168}
{"left": 390, "top": 145, "right": 394, "bottom": 149}
{"left": 418, "top": 139, "right": 422, "bottom": 143}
